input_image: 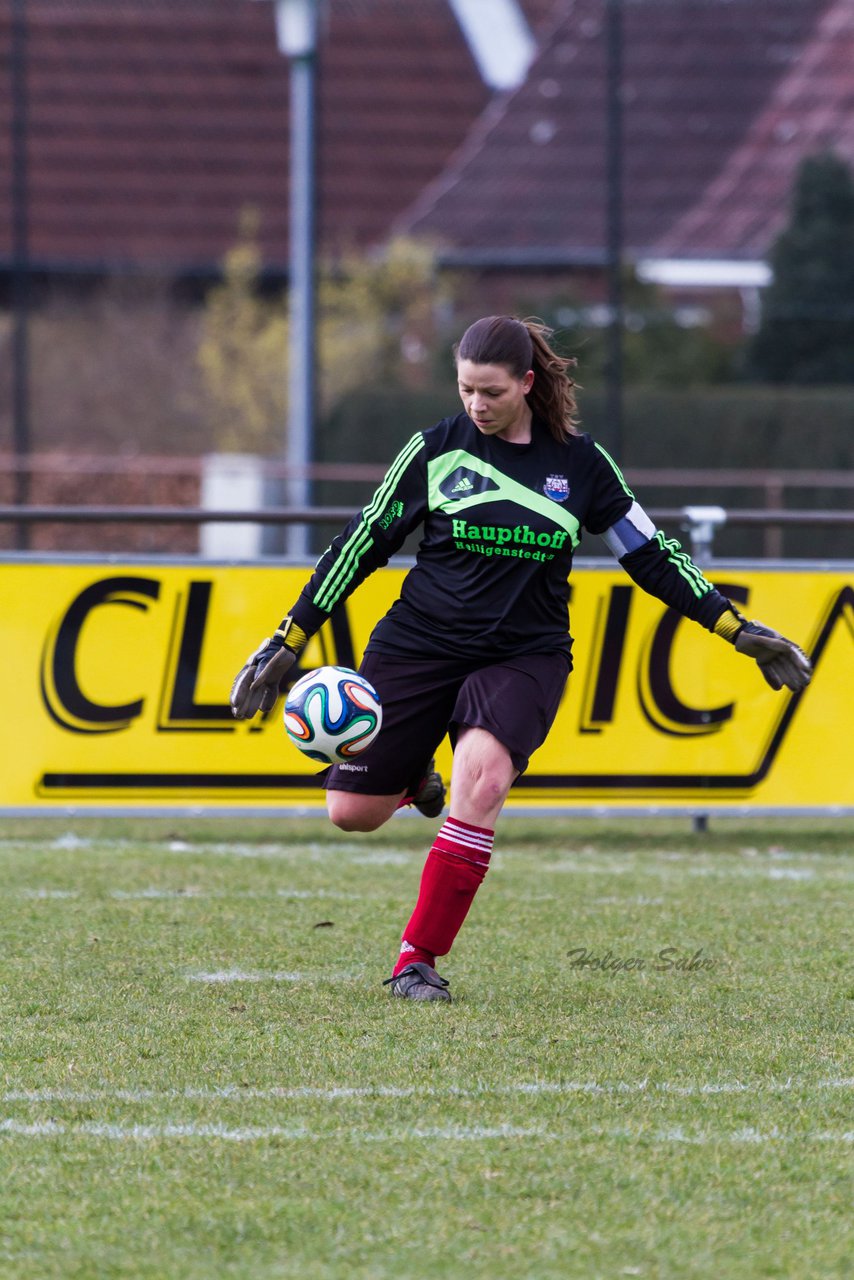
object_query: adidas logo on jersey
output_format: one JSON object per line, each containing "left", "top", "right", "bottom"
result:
{"left": 439, "top": 466, "right": 500, "bottom": 502}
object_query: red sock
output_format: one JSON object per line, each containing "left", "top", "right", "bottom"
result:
{"left": 393, "top": 818, "right": 494, "bottom": 976}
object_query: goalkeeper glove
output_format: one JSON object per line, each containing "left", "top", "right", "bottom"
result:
{"left": 230, "top": 616, "right": 308, "bottom": 719}
{"left": 715, "top": 608, "right": 812, "bottom": 692}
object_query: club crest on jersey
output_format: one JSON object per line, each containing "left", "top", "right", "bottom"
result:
{"left": 544, "top": 474, "right": 570, "bottom": 502}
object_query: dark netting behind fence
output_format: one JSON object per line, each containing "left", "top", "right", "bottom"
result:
{"left": 1, "top": 0, "right": 852, "bottom": 555}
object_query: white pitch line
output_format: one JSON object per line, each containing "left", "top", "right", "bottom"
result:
{"left": 0, "top": 1117, "right": 850, "bottom": 1145}
{"left": 162, "top": 840, "right": 404, "bottom": 862}
{"left": 17, "top": 888, "right": 80, "bottom": 899}
{"left": 351, "top": 852, "right": 413, "bottom": 866}
{"left": 187, "top": 970, "right": 304, "bottom": 984}
{"left": 106, "top": 888, "right": 362, "bottom": 901}
{"left": 372, "top": 1125, "right": 542, "bottom": 1141}
{"left": 5, "top": 886, "right": 365, "bottom": 902}
{"left": 688, "top": 866, "right": 850, "bottom": 882}
{"left": 593, "top": 896, "right": 665, "bottom": 906}
{"left": 540, "top": 861, "right": 849, "bottom": 882}
{"left": 0, "top": 1119, "right": 63, "bottom": 1136}
{"left": 275, "top": 888, "right": 364, "bottom": 899}
{"left": 3, "top": 1077, "right": 850, "bottom": 1106}
{"left": 767, "top": 868, "right": 815, "bottom": 881}
{"left": 51, "top": 834, "right": 93, "bottom": 850}
{"left": 3, "top": 835, "right": 847, "bottom": 875}
{"left": 0, "top": 836, "right": 844, "bottom": 864}
{"left": 545, "top": 862, "right": 632, "bottom": 875}
{"left": 110, "top": 888, "right": 203, "bottom": 899}
{"left": 184, "top": 969, "right": 362, "bottom": 984}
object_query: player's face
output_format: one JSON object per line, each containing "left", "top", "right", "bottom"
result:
{"left": 457, "top": 359, "right": 535, "bottom": 443}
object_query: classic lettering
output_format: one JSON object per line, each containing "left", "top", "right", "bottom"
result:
{"left": 163, "top": 581, "right": 233, "bottom": 728}
{"left": 639, "top": 583, "right": 750, "bottom": 736}
{"left": 581, "top": 585, "right": 633, "bottom": 732}
{"left": 40, "top": 576, "right": 161, "bottom": 734}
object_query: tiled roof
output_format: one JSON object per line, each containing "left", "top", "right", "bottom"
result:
{"left": 0, "top": 0, "right": 495, "bottom": 271}
{"left": 316, "top": 0, "right": 494, "bottom": 255}
{"left": 651, "top": 0, "right": 854, "bottom": 258}
{"left": 519, "top": 0, "right": 565, "bottom": 30}
{"left": 401, "top": 0, "right": 836, "bottom": 263}
{"left": 1, "top": 0, "right": 841, "bottom": 273}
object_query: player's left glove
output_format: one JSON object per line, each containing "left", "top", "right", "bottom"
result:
{"left": 715, "top": 608, "right": 812, "bottom": 692}
{"left": 734, "top": 621, "right": 812, "bottom": 692}
{"left": 230, "top": 616, "right": 307, "bottom": 719}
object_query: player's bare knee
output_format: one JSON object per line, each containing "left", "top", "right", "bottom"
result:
{"left": 451, "top": 731, "right": 516, "bottom": 824}
{"left": 326, "top": 792, "right": 392, "bottom": 833}
{"left": 469, "top": 770, "right": 508, "bottom": 811}
{"left": 326, "top": 798, "right": 370, "bottom": 832}
{"left": 457, "top": 746, "right": 509, "bottom": 795}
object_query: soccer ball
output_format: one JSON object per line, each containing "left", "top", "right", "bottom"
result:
{"left": 283, "top": 666, "right": 383, "bottom": 765}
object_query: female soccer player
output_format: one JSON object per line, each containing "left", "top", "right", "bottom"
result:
{"left": 231, "top": 316, "right": 811, "bottom": 1002}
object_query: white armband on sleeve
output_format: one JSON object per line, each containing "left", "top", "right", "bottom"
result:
{"left": 601, "top": 501, "right": 657, "bottom": 559}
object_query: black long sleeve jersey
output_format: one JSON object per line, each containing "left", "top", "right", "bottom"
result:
{"left": 289, "top": 413, "right": 731, "bottom": 663}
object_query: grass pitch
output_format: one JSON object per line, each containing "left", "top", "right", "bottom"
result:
{"left": 0, "top": 816, "right": 851, "bottom": 1279}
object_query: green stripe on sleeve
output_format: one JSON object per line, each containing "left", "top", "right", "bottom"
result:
{"left": 655, "top": 531, "right": 713, "bottom": 599}
{"left": 594, "top": 442, "right": 635, "bottom": 500}
{"left": 313, "top": 433, "right": 425, "bottom": 613}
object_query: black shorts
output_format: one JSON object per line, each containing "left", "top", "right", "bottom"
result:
{"left": 325, "top": 649, "right": 571, "bottom": 797}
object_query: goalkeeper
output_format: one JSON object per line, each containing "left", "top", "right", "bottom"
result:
{"left": 231, "top": 315, "right": 812, "bottom": 1003}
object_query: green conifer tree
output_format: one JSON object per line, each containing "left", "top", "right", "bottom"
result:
{"left": 750, "top": 152, "right": 854, "bottom": 383}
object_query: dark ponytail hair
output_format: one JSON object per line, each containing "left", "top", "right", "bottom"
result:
{"left": 455, "top": 315, "right": 579, "bottom": 441}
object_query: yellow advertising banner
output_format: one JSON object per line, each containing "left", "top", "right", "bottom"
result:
{"left": 1, "top": 560, "right": 852, "bottom": 811}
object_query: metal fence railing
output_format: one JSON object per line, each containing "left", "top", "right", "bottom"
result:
{"left": 2, "top": 503, "right": 853, "bottom": 564}
{"left": 1, "top": 457, "right": 852, "bottom": 560}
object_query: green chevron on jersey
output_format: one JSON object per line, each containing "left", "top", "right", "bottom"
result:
{"left": 427, "top": 450, "right": 581, "bottom": 548}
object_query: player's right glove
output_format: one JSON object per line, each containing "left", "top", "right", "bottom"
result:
{"left": 230, "top": 616, "right": 308, "bottom": 719}
{"left": 715, "top": 608, "right": 812, "bottom": 692}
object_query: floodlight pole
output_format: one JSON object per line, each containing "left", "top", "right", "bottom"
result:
{"left": 11, "top": 0, "right": 31, "bottom": 550}
{"left": 274, "top": 0, "right": 318, "bottom": 561}
{"left": 605, "top": 0, "right": 624, "bottom": 462}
